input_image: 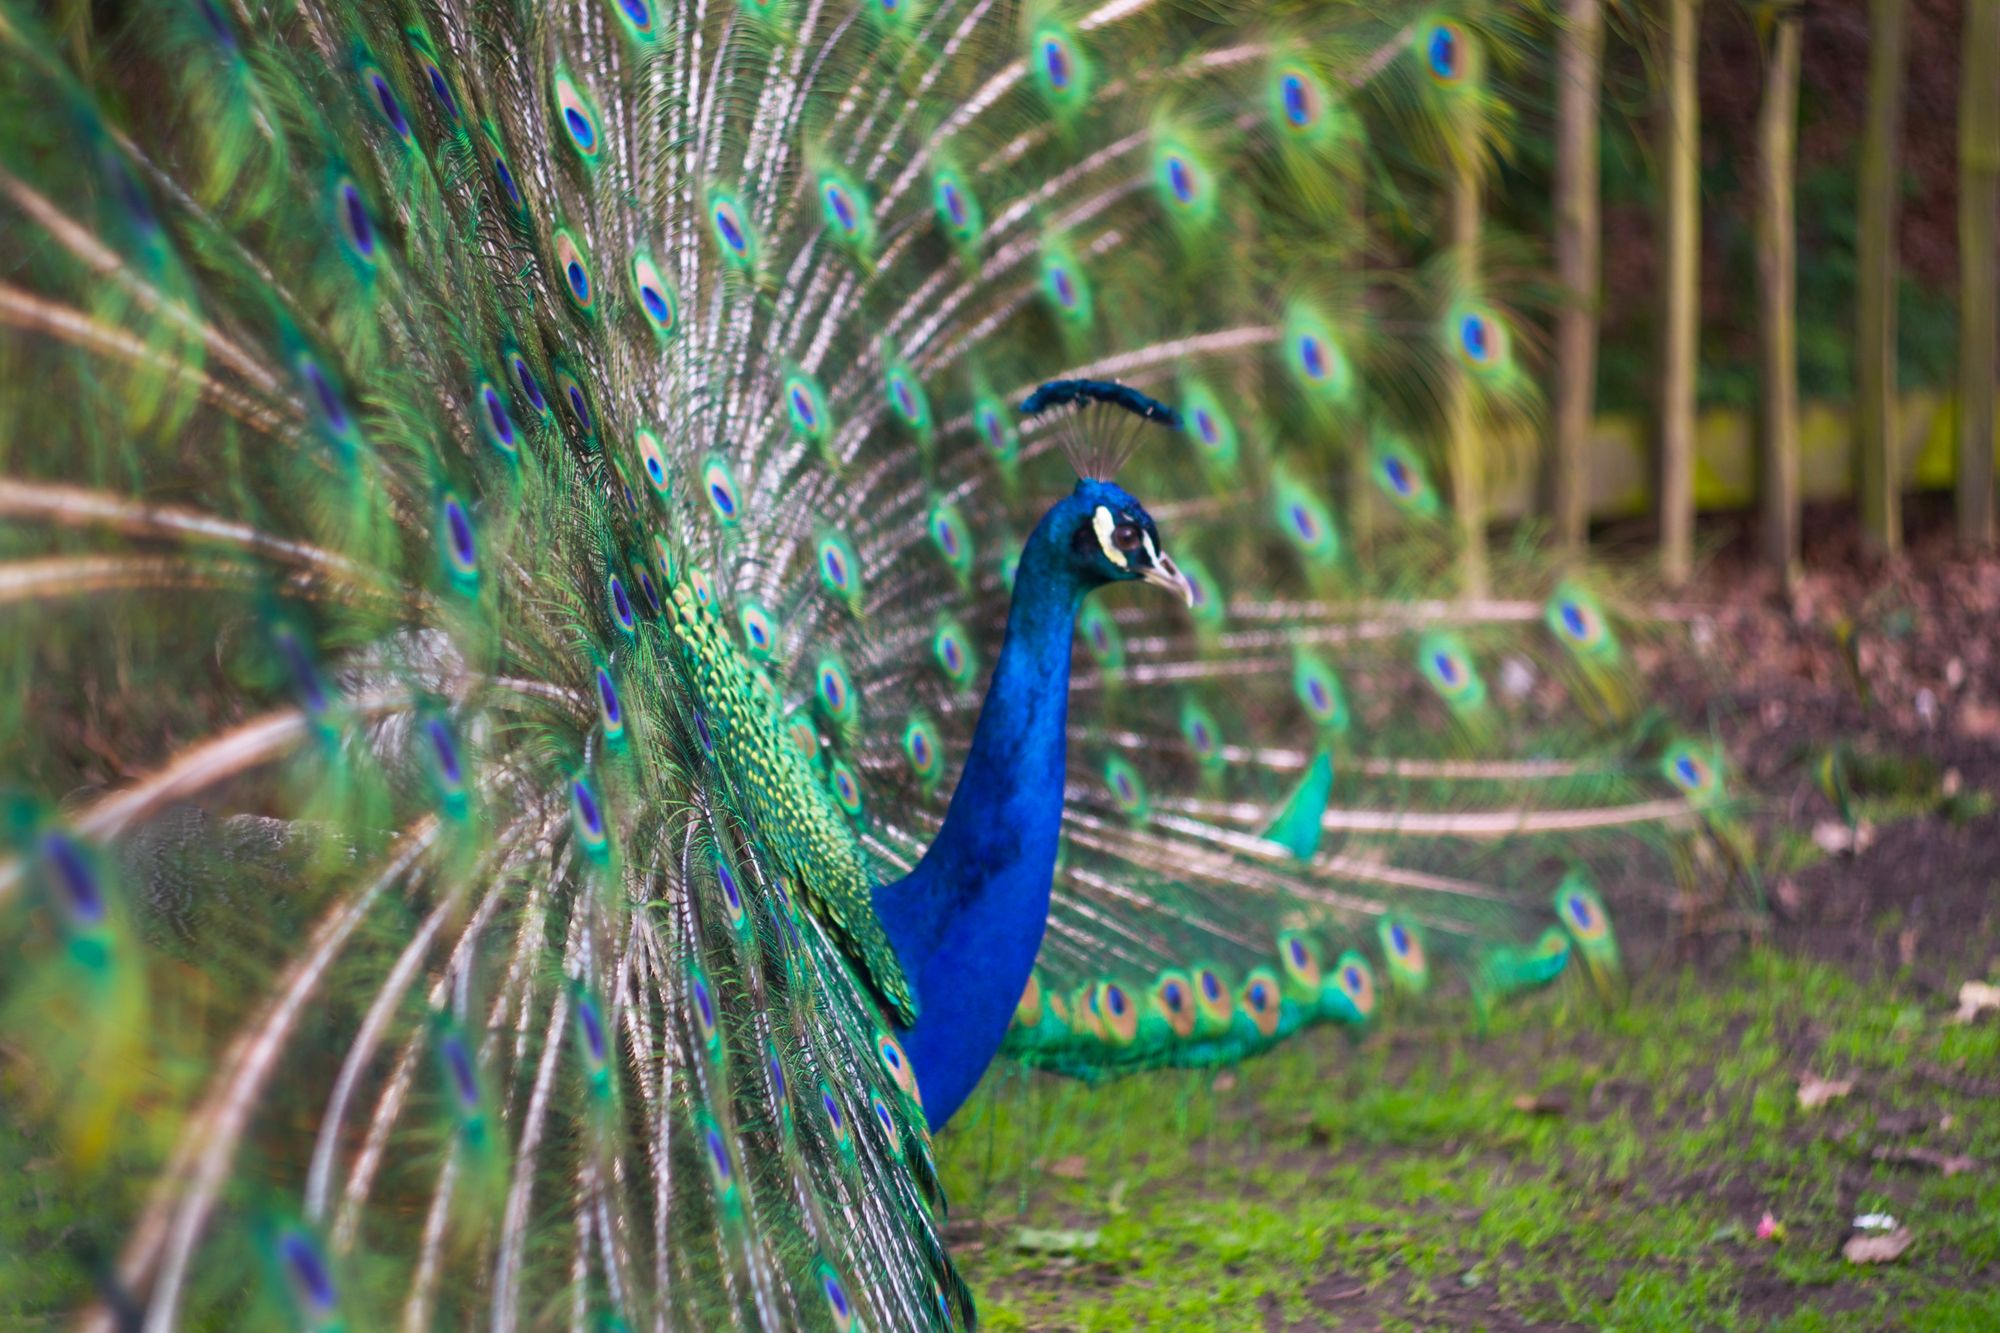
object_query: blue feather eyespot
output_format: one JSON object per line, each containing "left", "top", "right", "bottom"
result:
{"left": 631, "top": 428, "right": 669, "bottom": 499}
{"left": 701, "top": 1119, "right": 737, "bottom": 1195}
{"left": 571, "top": 775, "right": 610, "bottom": 857}
{"left": 828, "top": 759, "right": 863, "bottom": 818}
{"left": 1417, "top": 633, "right": 1487, "bottom": 711}
{"left": 1324, "top": 950, "right": 1377, "bottom": 1024}
{"left": 472, "top": 379, "right": 518, "bottom": 457}
{"left": 932, "top": 169, "right": 982, "bottom": 242}
{"left": 359, "top": 62, "right": 413, "bottom": 142}
{"left": 818, "top": 174, "right": 874, "bottom": 251}
{"left": 1292, "top": 655, "right": 1350, "bottom": 730}
{"left": 1180, "top": 700, "right": 1223, "bottom": 766}
{"left": 884, "top": 364, "right": 929, "bottom": 430}
{"left": 1661, "top": 740, "right": 1723, "bottom": 801}
{"left": 195, "top": 0, "right": 235, "bottom": 47}
{"left": 689, "top": 964, "right": 721, "bottom": 1052}
{"left": 552, "top": 230, "right": 595, "bottom": 315}
{"left": 814, "top": 657, "right": 854, "bottom": 722}
{"left": 417, "top": 57, "right": 459, "bottom": 123}
{"left": 553, "top": 72, "right": 602, "bottom": 163}
{"left": 1078, "top": 602, "right": 1123, "bottom": 670}
{"left": 701, "top": 457, "right": 741, "bottom": 526}
{"left": 36, "top": 829, "right": 106, "bottom": 932}
{"left": 1556, "top": 874, "right": 1612, "bottom": 943}
{"left": 594, "top": 667, "right": 625, "bottom": 743}
{"left": 438, "top": 1030, "right": 481, "bottom": 1112}
{"left": 609, "top": 0, "right": 657, "bottom": 40}
{"left": 635, "top": 567, "right": 661, "bottom": 615}
{"left": 630, "top": 253, "right": 678, "bottom": 338}
{"left": 818, "top": 1081, "right": 853, "bottom": 1155}
{"left": 573, "top": 986, "right": 610, "bottom": 1075}
{"left": 295, "top": 353, "right": 362, "bottom": 455}
{"left": 715, "top": 858, "right": 748, "bottom": 932}
{"left": 1177, "top": 379, "right": 1239, "bottom": 467}
{"left": 687, "top": 567, "right": 716, "bottom": 609}
{"left": 787, "top": 716, "right": 818, "bottom": 763}
{"left": 1271, "top": 474, "right": 1341, "bottom": 566}
{"left": 1378, "top": 918, "right": 1428, "bottom": 991}
{"left": 1151, "top": 969, "right": 1199, "bottom": 1038}
{"left": 278, "top": 1228, "right": 337, "bottom": 1318}
{"left": 1094, "top": 981, "right": 1140, "bottom": 1045}
{"left": 270, "top": 624, "right": 332, "bottom": 719}
{"left": 650, "top": 532, "right": 677, "bottom": 586}
{"left": 1284, "top": 307, "right": 1354, "bottom": 405}
{"left": 903, "top": 717, "right": 942, "bottom": 783}
{"left": 817, "top": 531, "right": 861, "bottom": 604}
{"left": 1240, "top": 968, "right": 1282, "bottom": 1037}
{"left": 554, "top": 367, "right": 593, "bottom": 435}
{"left": 1423, "top": 21, "right": 1469, "bottom": 84}
{"left": 1450, "top": 303, "right": 1509, "bottom": 374}
{"left": 333, "top": 178, "right": 376, "bottom": 265}
{"left": 783, "top": 373, "right": 830, "bottom": 441}
{"left": 507, "top": 354, "right": 549, "bottom": 418}
{"left": 1192, "top": 965, "right": 1234, "bottom": 1031}
{"left": 1039, "top": 250, "right": 1092, "bottom": 323}
{"left": 738, "top": 601, "right": 777, "bottom": 661}
{"left": 932, "top": 619, "right": 976, "bottom": 687}
{"left": 869, "top": 1093, "right": 905, "bottom": 1161}
{"left": 709, "top": 190, "right": 757, "bottom": 268}
{"left": 1152, "top": 138, "right": 1214, "bottom": 222}
{"left": 877, "top": 1032, "right": 921, "bottom": 1105}
{"left": 1272, "top": 65, "right": 1323, "bottom": 133}
{"left": 1031, "top": 26, "right": 1088, "bottom": 107}
{"left": 1278, "top": 930, "right": 1322, "bottom": 994}
{"left": 927, "top": 502, "right": 972, "bottom": 575}
{"left": 974, "top": 399, "right": 1015, "bottom": 459}
{"left": 1544, "top": 582, "right": 1619, "bottom": 662}
{"left": 438, "top": 492, "right": 478, "bottom": 591}
{"left": 815, "top": 1263, "right": 857, "bottom": 1333}
{"left": 421, "top": 716, "right": 468, "bottom": 812}
{"left": 1369, "top": 436, "right": 1440, "bottom": 517}
{"left": 607, "top": 573, "right": 637, "bottom": 636}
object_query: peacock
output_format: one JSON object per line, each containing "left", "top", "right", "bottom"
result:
{"left": 0, "top": 0, "right": 1731, "bottom": 1326}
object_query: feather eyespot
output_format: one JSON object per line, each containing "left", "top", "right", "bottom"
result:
{"left": 877, "top": 1033, "right": 921, "bottom": 1105}
{"left": 438, "top": 493, "right": 478, "bottom": 590}
{"left": 552, "top": 230, "right": 595, "bottom": 314}
{"left": 279, "top": 1229, "right": 337, "bottom": 1317}
{"left": 709, "top": 191, "right": 757, "bottom": 267}
{"left": 334, "top": 179, "right": 375, "bottom": 264}
{"left": 1241, "top": 969, "right": 1282, "bottom": 1036}
{"left": 701, "top": 458, "right": 741, "bottom": 525}
{"left": 571, "top": 777, "right": 608, "bottom": 856}
{"left": 829, "top": 759, "right": 863, "bottom": 817}
{"left": 1326, "top": 950, "right": 1377, "bottom": 1023}
{"left": 360, "top": 63, "right": 412, "bottom": 140}
{"left": 554, "top": 73, "right": 602, "bottom": 161}
{"left": 630, "top": 253, "right": 677, "bottom": 337}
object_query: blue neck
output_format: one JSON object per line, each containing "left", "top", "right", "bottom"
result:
{"left": 874, "top": 516, "right": 1089, "bottom": 1127}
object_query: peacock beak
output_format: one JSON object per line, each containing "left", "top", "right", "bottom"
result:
{"left": 1139, "top": 551, "right": 1196, "bottom": 608}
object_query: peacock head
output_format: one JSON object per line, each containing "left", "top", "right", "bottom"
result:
{"left": 1044, "top": 477, "right": 1194, "bottom": 606}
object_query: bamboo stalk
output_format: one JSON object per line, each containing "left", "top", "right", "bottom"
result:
{"left": 1550, "top": 0, "right": 1604, "bottom": 550}
{"left": 1657, "top": 0, "right": 1700, "bottom": 587}
{"left": 1958, "top": 0, "right": 2000, "bottom": 547}
{"left": 1856, "top": 0, "right": 1909, "bottom": 556}
{"left": 1449, "top": 153, "right": 1488, "bottom": 597}
{"left": 1756, "top": 7, "right": 1803, "bottom": 582}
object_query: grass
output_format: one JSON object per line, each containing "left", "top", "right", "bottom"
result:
{"left": 938, "top": 951, "right": 2000, "bottom": 1330}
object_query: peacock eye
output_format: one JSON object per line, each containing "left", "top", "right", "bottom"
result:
{"left": 1112, "top": 523, "right": 1144, "bottom": 552}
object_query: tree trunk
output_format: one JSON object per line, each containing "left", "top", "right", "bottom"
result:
{"left": 1550, "top": 0, "right": 1604, "bottom": 549}
{"left": 1657, "top": 0, "right": 1700, "bottom": 587}
{"left": 1958, "top": 0, "right": 2000, "bottom": 547}
{"left": 1856, "top": 0, "right": 1909, "bottom": 556}
{"left": 1756, "top": 8, "right": 1803, "bottom": 582}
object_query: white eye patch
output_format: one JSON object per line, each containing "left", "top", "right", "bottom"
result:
{"left": 1092, "top": 505, "right": 1128, "bottom": 568}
